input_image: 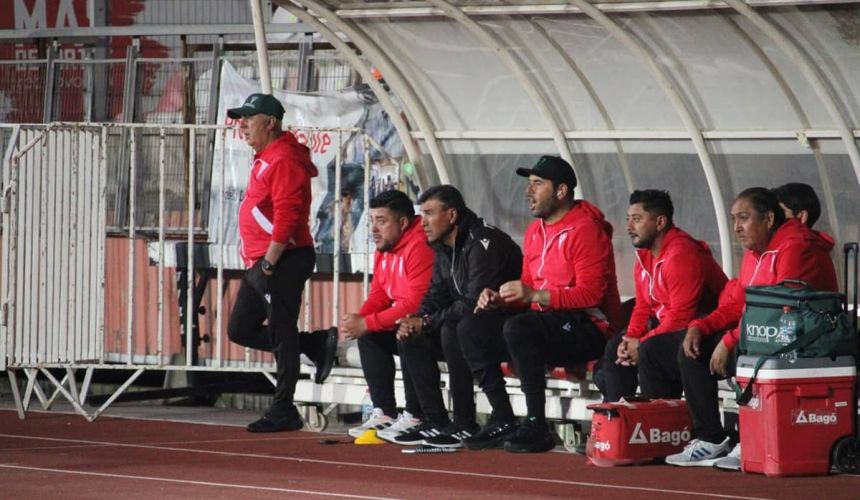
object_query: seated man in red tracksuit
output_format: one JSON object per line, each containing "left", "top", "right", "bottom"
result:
{"left": 667, "top": 187, "right": 837, "bottom": 466}
{"left": 340, "top": 190, "right": 434, "bottom": 441}
{"left": 596, "top": 189, "right": 727, "bottom": 401}
{"left": 461, "top": 156, "right": 621, "bottom": 453}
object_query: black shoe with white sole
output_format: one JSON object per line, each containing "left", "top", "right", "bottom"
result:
{"left": 463, "top": 419, "right": 518, "bottom": 450}
{"left": 422, "top": 422, "right": 480, "bottom": 448}
{"left": 392, "top": 421, "right": 446, "bottom": 446}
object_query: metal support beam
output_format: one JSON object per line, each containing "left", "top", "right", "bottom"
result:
{"left": 41, "top": 43, "right": 57, "bottom": 123}
{"left": 721, "top": 13, "right": 841, "bottom": 264}
{"left": 531, "top": 18, "right": 633, "bottom": 194}
{"left": 250, "top": 0, "right": 273, "bottom": 94}
{"left": 287, "top": 0, "right": 451, "bottom": 186}
{"left": 723, "top": 0, "right": 860, "bottom": 192}
{"left": 566, "top": 0, "right": 733, "bottom": 271}
{"left": 424, "top": 0, "right": 581, "bottom": 198}
{"left": 280, "top": 3, "right": 426, "bottom": 185}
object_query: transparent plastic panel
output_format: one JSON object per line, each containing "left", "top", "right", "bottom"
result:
{"left": 727, "top": 6, "right": 860, "bottom": 130}
{"left": 359, "top": 18, "right": 546, "bottom": 131}
{"left": 625, "top": 11, "right": 806, "bottom": 130}
{"left": 710, "top": 138, "right": 860, "bottom": 283}
{"left": 438, "top": 139, "right": 716, "bottom": 298}
{"left": 766, "top": 6, "right": 860, "bottom": 127}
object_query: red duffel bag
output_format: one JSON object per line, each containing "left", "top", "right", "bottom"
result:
{"left": 586, "top": 399, "right": 692, "bottom": 467}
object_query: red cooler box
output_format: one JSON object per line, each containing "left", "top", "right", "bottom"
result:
{"left": 737, "top": 355, "right": 856, "bottom": 477}
{"left": 586, "top": 399, "right": 692, "bottom": 467}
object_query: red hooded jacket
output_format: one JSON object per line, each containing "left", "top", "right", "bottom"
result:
{"left": 359, "top": 216, "right": 434, "bottom": 332}
{"left": 238, "top": 133, "right": 318, "bottom": 267}
{"left": 521, "top": 200, "right": 621, "bottom": 335}
{"left": 689, "top": 219, "right": 837, "bottom": 349}
{"left": 625, "top": 227, "right": 728, "bottom": 343}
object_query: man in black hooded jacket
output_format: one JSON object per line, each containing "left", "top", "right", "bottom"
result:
{"left": 393, "top": 185, "right": 522, "bottom": 448}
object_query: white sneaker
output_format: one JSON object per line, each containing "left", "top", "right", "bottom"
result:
{"left": 665, "top": 437, "right": 731, "bottom": 467}
{"left": 714, "top": 443, "right": 742, "bottom": 471}
{"left": 376, "top": 411, "right": 421, "bottom": 443}
{"left": 347, "top": 408, "right": 393, "bottom": 438}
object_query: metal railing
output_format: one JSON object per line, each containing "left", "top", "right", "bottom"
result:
{"left": 0, "top": 122, "right": 378, "bottom": 422}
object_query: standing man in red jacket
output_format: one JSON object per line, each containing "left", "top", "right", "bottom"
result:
{"left": 596, "top": 190, "right": 727, "bottom": 401}
{"left": 667, "top": 187, "right": 838, "bottom": 466}
{"left": 468, "top": 156, "right": 622, "bottom": 453}
{"left": 340, "top": 190, "right": 434, "bottom": 441}
{"left": 226, "top": 94, "right": 334, "bottom": 433}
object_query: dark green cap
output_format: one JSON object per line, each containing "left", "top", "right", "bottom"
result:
{"left": 227, "top": 93, "right": 285, "bottom": 120}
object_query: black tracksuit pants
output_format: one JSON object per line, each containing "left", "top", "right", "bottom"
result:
{"left": 459, "top": 310, "right": 606, "bottom": 422}
{"left": 398, "top": 318, "right": 476, "bottom": 427}
{"left": 227, "top": 246, "right": 315, "bottom": 416}
{"left": 357, "top": 331, "right": 422, "bottom": 419}
{"left": 677, "top": 331, "right": 734, "bottom": 444}
{"left": 596, "top": 330, "right": 686, "bottom": 401}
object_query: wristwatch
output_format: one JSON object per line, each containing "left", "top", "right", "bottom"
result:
{"left": 421, "top": 315, "right": 432, "bottom": 330}
{"left": 260, "top": 259, "right": 275, "bottom": 273}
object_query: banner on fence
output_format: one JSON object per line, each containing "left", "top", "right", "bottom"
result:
{"left": 212, "top": 61, "right": 406, "bottom": 259}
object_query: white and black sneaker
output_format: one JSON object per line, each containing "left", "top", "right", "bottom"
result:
{"left": 665, "top": 437, "right": 731, "bottom": 466}
{"left": 347, "top": 408, "right": 393, "bottom": 438}
{"left": 392, "top": 421, "right": 445, "bottom": 446}
{"left": 376, "top": 411, "right": 422, "bottom": 443}
{"left": 422, "top": 422, "right": 480, "bottom": 449}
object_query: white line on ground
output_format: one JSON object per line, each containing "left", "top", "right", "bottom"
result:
{"left": 0, "top": 464, "right": 401, "bottom": 500}
{"left": 0, "top": 433, "right": 774, "bottom": 499}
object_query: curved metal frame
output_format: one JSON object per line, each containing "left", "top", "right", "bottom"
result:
{"left": 723, "top": 0, "right": 860, "bottom": 188}
{"left": 720, "top": 13, "right": 841, "bottom": 244}
{"left": 530, "top": 17, "right": 634, "bottom": 194}
{"left": 425, "top": 0, "right": 582, "bottom": 198}
{"left": 280, "top": 3, "right": 427, "bottom": 187}
{"left": 565, "top": 0, "right": 733, "bottom": 270}
{"left": 288, "top": 0, "right": 451, "bottom": 185}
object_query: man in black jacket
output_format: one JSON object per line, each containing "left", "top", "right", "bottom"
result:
{"left": 393, "top": 185, "right": 522, "bottom": 448}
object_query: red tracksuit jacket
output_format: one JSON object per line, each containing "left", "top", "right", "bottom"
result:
{"left": 238, "top": 133, "right": 317, "bottom": 267}
{"left": 359, "top": 216, "right": 434, "bottom": 332}
{"left": 521, "top": 200, "right": 622, "bottom": 335}
{"left": 625, "top": 227, "right": 728, "bottom": 343}
{"left": 689, "top": 219, "right": 838, "bottom": 349}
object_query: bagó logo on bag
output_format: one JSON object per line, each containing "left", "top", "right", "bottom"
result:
{"left": 745, "top": 323, "right": 779, "bottom": 342}
{"left": 628, "top": 422, "right": 691, "bottom": 446}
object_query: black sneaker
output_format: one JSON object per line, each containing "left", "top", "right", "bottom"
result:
{"left": 246, "top": 409, "right": 304, "bottom": 433}
{"left": 503, "top": 417, "right": 556, "bottom": 453}
{"left": 422, "top": 422, "right": 480, "bottom": 448}
{"left": 463, "top": 418, "right": 518, "bottom": 450}
{"left": 314, "top": 327, "right": 338, "bottom": 384}
{"left": 392, "top": 421, "right": 446, "bottom": 446}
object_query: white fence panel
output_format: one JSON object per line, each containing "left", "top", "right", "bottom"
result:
{"left": 1, "top": 125, "right": 105, "bottom": 368}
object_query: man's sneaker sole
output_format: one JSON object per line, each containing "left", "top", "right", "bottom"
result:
{"left": 422, "top": 438, "right": 463, "bottom": 449}
{"left": 464, "top": 433, "right": 512, "bottom": 450}
{"left": 463, "top": 422, "right": 518, "bottom": 451}
{"left": 665, "top": 456, "right": 723, "bottom": 467}
{"left": 348, "top": 424, "right": 392, "bottom": 438}
{"left": 503, "top": 439, "right": 555, "bottom": 453}
{"left": 393, "top": 436, "right": 428, "bottom": 446}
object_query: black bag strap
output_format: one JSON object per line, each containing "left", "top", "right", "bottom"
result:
{"left": 735, "top": 330, "right": 826, "bottom": 406}
{"left": 775, "top": 279, "right": 812, "bottom": 289}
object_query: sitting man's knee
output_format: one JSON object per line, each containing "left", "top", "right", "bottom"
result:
{"left": 501, "top": 314, "right": 536, "bottom": 344}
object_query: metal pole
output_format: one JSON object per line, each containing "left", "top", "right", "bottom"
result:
{"left": 157, "top": 128, "right": 166, "bottom": 365}
{"left": 126, "top": 130, "right": 136, "bottom": 365}
{"left": 249, "top": 0, "right": 273, "bottom": 94}
{"left": 215, "top": 129, "right": 226, "bottom": 368}
{"left": 363, "top": 133, "right": 371, "bottom": 299}
{"left": 186, "top": 131, "right": 196, "bottom": 366}
{"left": 332, "top": 131, "right": 342, "bottom": 327}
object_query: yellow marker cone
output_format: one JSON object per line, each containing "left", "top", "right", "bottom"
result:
{"left": 354, "top": 428, "right": 386, "bottom": 445}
